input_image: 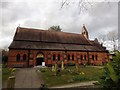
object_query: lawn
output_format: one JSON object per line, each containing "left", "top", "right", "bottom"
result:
{"left": 38, "top": 66, "right": 103, "bottom": 87}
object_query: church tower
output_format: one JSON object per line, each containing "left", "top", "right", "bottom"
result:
{"left": 81, "top": 24, "right": 89, "bottom": 39}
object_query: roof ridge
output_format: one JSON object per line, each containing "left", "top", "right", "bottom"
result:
{"left": 18, "top": 26, "right": 83, "bottom": 35}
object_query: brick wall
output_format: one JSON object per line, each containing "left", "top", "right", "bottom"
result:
{"left": 8, "top": 49, "right": 110, "bottom": 67}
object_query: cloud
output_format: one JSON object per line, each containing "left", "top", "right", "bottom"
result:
{"left": 0, "top": 0, "right": 118, "bottom": 50}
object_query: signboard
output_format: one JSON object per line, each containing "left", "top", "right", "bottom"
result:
{"left": 42, "top": 62, "right": 45, "bottom": 66}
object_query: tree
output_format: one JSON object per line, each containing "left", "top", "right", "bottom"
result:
{"left": 99, "top": 50, "right": 120, "bottom": 88}
{"left": 98, "top": 30, "right": 118, "bottom": 51}
{"left": 2, "top": 49, "right": 8, "bottom": 64}
{"left": 48, "top": 25, "right": 62, "bottom": 32}
{"left": 61, "top": 0, "right": 110, "bottom": 14}
{"left": 107, "top": 31, "right": 118, "bottom": 51}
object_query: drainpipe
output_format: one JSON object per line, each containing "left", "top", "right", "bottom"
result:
{"left": 27, "top": 45, "right": 30, "bottom": 68}
{"left": 28, "top": 50, "right": 30, "bottom": 67}
{"left": 87, "top": 51, "right": 90, "bottom": 65}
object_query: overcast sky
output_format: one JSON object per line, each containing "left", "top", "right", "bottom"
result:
{"left": 0, "top": 0, "right": 119, "bottom": 50}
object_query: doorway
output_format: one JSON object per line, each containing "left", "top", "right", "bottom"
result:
{"left": 36, "top": 53, "right": 44, "bottom": 66}
{"left": 36, "top": 58, "right": 44, "bottom": 65}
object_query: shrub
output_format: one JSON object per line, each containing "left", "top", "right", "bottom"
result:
{"left": 99, "top": 50, "right": 120, "bottom": 88}
{"left": 40, "top": 68, "right": 46, "bottom": 72}
{"left": 67, "top": 62, "right": 75, "bottom": 66}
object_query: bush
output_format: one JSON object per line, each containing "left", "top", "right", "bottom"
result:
{"left": 67, "top": 62, "right": 75, "bottom": 66}
{"left": 99, "top": 50, "right": 120, "bottom": 88}
{"left": 40, "top": 68, "right": 46, "bottom": 72}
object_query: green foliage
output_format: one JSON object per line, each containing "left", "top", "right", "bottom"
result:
{"left": 67, "top": 62, "right": 75, "bottom": 66}
{"left": 99, "top": 51, "right": 120, "bottom": 88}
{"left": 49, "top": 25, "right": 62, "bottom": 32}
{"left": 2, "top": 68, "right": 11, "bottom": 82}
{"left": 40, "top": 68, "right": 46, "bottom": 72}
{"left": 106, "top": 62, "right": 118, "bottom": 83}
{"left": 73, "top": 75, "right": 88, "bottom": 81}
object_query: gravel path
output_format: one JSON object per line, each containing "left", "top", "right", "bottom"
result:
{"left": 14, "top": 68, "right": 44, "bottom": 89}
{"left": 50, "top": 81, "right": 98, "bottom": 88}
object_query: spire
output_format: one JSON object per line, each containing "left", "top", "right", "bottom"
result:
{"left": 81, "top": 24, "right": 89, "bottom": 39}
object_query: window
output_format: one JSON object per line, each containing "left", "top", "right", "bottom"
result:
{"left": 53, "top": 54, "right": 56, "bottom": 61}
{"left": 23, "top": 54, "right": 27, "bottom": 61}
{"left": 68, "top": 54, "right": 70, "bottom": 60}
{"left": 81, "top": 55, "right": 83, "bottom": 60}
{"left": 16, "top": 54, "right": 20, "bottom": 62}
{"left": 84, "top": 55, "right": 86, "bottom": 60}
{"left": 95, "top": 55, "right": 98, "bottom": 60}
{"left": 92, "top": 55, "right": 94, "bottom": 60}
{"left": 72, "top": 55, "right": 74, "bottom": 60}
{"left": 47, "top": 53, "right": 51, "bottom": 60}
{"left": 58, "top": 54, "right": 60, "bottom": 61}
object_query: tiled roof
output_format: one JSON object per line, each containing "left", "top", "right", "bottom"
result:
{"left": 9, "top": 27, "right": 107, "bottom": 52}
{"left": 13, "top": 27, "right": 90, "bottom": 45}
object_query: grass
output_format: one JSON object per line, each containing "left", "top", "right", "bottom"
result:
{"left": 39, "top": 66, "right": 104, "bottom": 87}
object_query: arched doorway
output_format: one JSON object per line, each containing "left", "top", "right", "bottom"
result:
{"left": 36, "top": 53, "right": 44, "bottom": 65}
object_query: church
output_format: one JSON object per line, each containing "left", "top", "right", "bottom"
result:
{"left": 7, "top": 25, "right": 110, "bottom": 67}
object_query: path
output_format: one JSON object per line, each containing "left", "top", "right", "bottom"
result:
{"left": 50, "top": 81, "right": 98, "bottom": 88}
{"left": 15, "top": 68, "right": 44, "bottom": 88}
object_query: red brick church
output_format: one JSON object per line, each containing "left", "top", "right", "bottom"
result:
{"left": 7, "top": 25, "right": 110, "bottom": 67}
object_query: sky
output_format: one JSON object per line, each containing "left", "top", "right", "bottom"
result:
{"left": 0, "top": 0, "right": 119, "bottom": 51}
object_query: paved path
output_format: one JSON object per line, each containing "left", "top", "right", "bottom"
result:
{"left": 15, "top": 68, "right": 44, "bottom": 88}
{"left": 50, "top": 81, "right": 98, "bottom": 88}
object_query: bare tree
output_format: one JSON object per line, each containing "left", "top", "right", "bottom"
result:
{"left": 98, "top": 34, "right": 107, "bottom": 44}
{"left": 107, "top": 31, "right": 118, "bottom": 51}
{"left": 61, "top": 0, "right": 110, "bottom": 14}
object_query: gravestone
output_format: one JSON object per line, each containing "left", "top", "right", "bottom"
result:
{"left": 42, "top": 62, "right": 45, "bottom": 67}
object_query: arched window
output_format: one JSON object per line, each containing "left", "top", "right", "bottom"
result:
{"left": 92, "top": 55, "right": 94, "bottom": 60}
{"left": 53, "top": 54, "right": 56, "bottom": 61}
{"left": 95, "top": 55, "right": 98, "bottom": 60}
{"left": 84, "top": 55, "right": 86, "bottom": 60}
{"left": 81, "top": 55, "right": 83, "bottom": 60}
{"left": 23, "top": 54, "right": 27, "bottom": 61}
{"left": 68, "top": 54, "right": 70, "bottom": 60}
{"left": 16, "top": 54, "right": 20, "bottom": 62}
{"left": 58, "top": 54, "right": 60, "bottom": 61}
{"left": 72, "top": 55, "right": 74, "bottom": 60}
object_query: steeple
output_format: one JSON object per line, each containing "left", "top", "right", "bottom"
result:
{"left": 81, "top": 24, "right": 89, "bottom": 39}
